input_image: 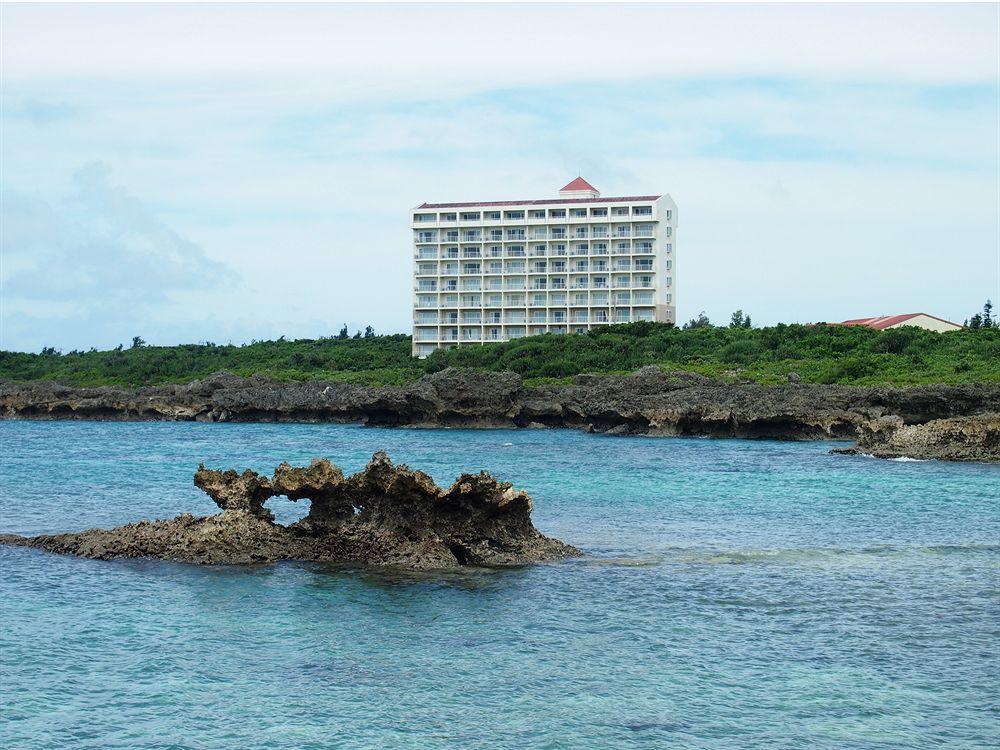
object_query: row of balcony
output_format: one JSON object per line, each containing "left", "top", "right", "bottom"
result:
{"left": 417, "top": 262, "right": 655, "bottom": 274}
{"left": 415, "top": 246, "right": 659, "bottom": 261}
{"left": 415, "top": 294, "right": 657, "bottom": 307}
{"left": 413, "top": 208, "right": 659, "bottom": 224}
{"left": 415, "top": 226, "right": 660, "bottom": 242}
{"left": 417, "top": 308, "right": 658, "bottom": 325}
{"left": 417, "top": 277, "right": 658, "bottom": 290}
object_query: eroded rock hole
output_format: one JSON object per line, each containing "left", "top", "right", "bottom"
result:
{"left": 265, "top": 497, "right": 312, "bottom": 527}
{"left": 449, "top": 543, "right": 471, "bottom": 566}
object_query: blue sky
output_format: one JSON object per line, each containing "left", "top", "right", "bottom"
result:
{"left": 1, "top": 3, "right": 998, "bottom": 352}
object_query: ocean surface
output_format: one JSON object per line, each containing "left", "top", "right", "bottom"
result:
{"left": 1, "top": 421, "right": 998, "bottom": 749}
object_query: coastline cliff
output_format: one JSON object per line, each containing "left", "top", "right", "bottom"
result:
{"left": 2, "top": 368, "right": 998, "bottom": 461}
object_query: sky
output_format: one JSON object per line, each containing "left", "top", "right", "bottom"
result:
{"left": 1, "top": 2, "right": 998, "bottom": 352}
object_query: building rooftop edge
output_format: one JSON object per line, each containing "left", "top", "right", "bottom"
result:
{"left": 417, "top": 195, "right": 664, "bottom": 210}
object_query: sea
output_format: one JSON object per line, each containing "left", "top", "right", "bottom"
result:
{"left": 1, "top": 421, "right": 997, "bottom": 749}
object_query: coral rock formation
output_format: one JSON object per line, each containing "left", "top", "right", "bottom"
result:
{"left": 831, "top": 413, "right": 1000, "bottom": 462}
{"left": 0, "top": 451, "right": 580, "bottom": 569}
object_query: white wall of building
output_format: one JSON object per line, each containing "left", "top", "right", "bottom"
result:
{"left": 411, "top": 186, "right": 676, "bottom": 357}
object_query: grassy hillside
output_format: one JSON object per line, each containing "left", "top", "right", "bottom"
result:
{"left": 1, "top": 323, "right": 997, "bottom": 388}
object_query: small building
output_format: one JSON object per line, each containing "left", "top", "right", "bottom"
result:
{"left": 835, "top": 313, "right": 963, "bottom": 333}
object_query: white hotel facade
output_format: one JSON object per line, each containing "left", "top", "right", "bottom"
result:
{"left": 411, "top": 178, "right": 677, "bottom": 357}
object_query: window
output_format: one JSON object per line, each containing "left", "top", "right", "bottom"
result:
{"left": 590, "top": 208, "right": 608, "bottom": 217}
{"left": 417, "top": 231, "right": 436, "bottom": 242}
{"left": 504, "top": 211, "right": 524, "bottom": 220}
{"left": 571, "top": 208, "right": 587, "bottom": 217}
{"left": 461, "top": 212, "right": 480, "bottom": 221}
{"left": 490, "top": 229, "right": 503, "bottom": 241}
{"left": 633, "top": 206, "right": 652, "bottom": 216}
{"left": 485, "top": 211, "right": 500, "bottom": 220}
{"left": 441, "top": 213, "right": 457, "bottom": 222}
{"left": 488, "top": 245, "right": 502, "bottom": 257}
{"left": 507, "top": 229, "right": 525, "bottom": 240}
{"left": 612, "top": 207, "right": 629, "bottom": 216}
{"left": 530, "top": 210, "right": 546, "bottom": 219}
{"left": 414, "top": 213, "right": 436, "bottom": 223}
{"left": 549, "top": 209, "right": 566, "bottom": 218}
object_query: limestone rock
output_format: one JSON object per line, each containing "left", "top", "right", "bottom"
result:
{"left": 1, "top": 452, "right": 580, "bottom": 569}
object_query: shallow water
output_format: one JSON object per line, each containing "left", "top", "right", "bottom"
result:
{"left": 1, "top": 421, "right": 998, "bottom": 749}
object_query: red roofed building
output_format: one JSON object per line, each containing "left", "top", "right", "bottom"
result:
{"left": 835, "top": 313, "right": 963, "bottom": 332}
{"left": 558, "top": 177, "right": 600, "bottom": 199}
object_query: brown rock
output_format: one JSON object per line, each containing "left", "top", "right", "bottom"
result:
{"left": 0, "top": 451, "right": 580, "bottom": 569}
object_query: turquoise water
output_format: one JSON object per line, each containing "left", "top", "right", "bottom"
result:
{"left": 1, "top": 422, "right": 998, "bottom": 749}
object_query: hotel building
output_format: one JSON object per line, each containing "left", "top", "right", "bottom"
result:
{"left": 411, "top": 178, "right": 677, "bottom": 357}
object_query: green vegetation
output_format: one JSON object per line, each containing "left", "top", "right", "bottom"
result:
{"left": 3, "top": 320, "right": 998, "bottom": 388}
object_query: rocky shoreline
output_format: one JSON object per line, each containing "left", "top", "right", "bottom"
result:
{"left": 2, "top": 368, "right": 998, "bottom": 462}
{"left": 0, "top": 451, "right": 579, "bottom": 569}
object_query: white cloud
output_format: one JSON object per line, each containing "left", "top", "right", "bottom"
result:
{"left": 2, "top": 4, "right": 997, "bottom": 87}
{"left": 0, "top": 4, "right": 997, "bottom": 351}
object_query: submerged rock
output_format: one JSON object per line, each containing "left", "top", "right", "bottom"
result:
{"left": 0, "top": 451, "right": 580, "bottom": 569}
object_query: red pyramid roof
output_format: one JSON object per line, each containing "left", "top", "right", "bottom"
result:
{"left": 560, "top": 177, "right": 598, "bottom": 192}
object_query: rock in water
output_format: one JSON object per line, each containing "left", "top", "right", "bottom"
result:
{"left": 831, "top": 413, "right": 1000, "bottom": 462}
{"left": 0, "top": 451, "right": 580, "bottom": 569}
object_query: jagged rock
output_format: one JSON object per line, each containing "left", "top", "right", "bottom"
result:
{"left": 2, "top": 368, "right": 998, "bottom": 460}
{"left": 0, "top": 452, "right": 580, "bottom": 569}
{"left": 831, "top": 413, "right": 1000, "bottom": 462}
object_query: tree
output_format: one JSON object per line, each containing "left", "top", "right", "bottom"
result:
{"left": 364, "top": 325, "right": 375, "bottom": 338}
{"left": 969, "top": 313, "right": 983, "bottom": 331}
{"left": 683, "top": 312, "right": 712, "bottom": 330}
{"left": 336, "top": 324, "right": 349, "bottom": 340}
{"left": 131, "top": 336, "right": 146, "bottom": 349}
{"left": 729, "top": 310, "right": 753, "bottom": 329}
{"left": 983, "top": 299, "right": 993, "bottom": 329}
{"left": 40, "top": 346, "right": 60, "bottom": 356}
{"left": 352, "top": 330, "right": 362, "bottom": 339}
